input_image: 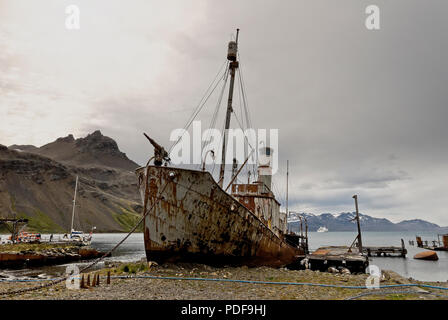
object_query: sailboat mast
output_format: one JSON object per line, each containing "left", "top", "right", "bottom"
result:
{"left": 70, "top": 175, "right": 78, "bottom": 232}
{"left": 218, "top": 29, "right": 240, "bottom": 188}
{"left": 286, "top": 160, "right": 289, "bottom": 223}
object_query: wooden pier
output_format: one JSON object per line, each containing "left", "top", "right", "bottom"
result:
{"left": 305, "top": 196, "right": 406, "bottom": 274}
{"left": 363, "top": 239, "right": 407, "bottom": 257}
{"left": 306, "top": 246, "right": 369, "bottom": 273}
{"left": 413, "top": 235, "right": 448, "bottom": 251}
{"left": 306, "top": 241, "right": 406, "bottom": 273}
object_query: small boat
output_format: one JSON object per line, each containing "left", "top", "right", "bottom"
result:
{"left": 61, "top": 175, "right": 95, "bottom": 245}
{"left": 317, "top": 226, "right": 328, "bottom": 233}
{"left": 413, "top": 251, "right": 438, "bottom": 261}
{"left": 0, "top": 237, "right": 11, "bottom": 245}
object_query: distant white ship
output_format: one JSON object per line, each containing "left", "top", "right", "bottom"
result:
{"left": 317, "top": 226, "right": 328, "bottom": 232}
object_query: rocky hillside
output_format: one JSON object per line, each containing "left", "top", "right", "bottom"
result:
{"left": 29, "top": 130, "right": 138, "bottom": 171}
{"left": 288, "top": 212, "right": 448, "bottom": 232}
{"left": 0, "top": 131, "right": 143, "bottom": 233}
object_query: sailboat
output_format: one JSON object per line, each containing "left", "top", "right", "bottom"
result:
{"left": 61, "top": 175, "right": 95, "bottom": 245}
{"left": 135, "top": 30, "right": 306, "bottom": 267}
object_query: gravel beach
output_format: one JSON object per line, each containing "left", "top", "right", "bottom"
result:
{"left": 1, "top": 261, "right": 448, "bottom": 300}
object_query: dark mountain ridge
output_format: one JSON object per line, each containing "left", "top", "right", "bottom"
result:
{"left": 25, "top": 130, "right": 139, "bottom": 171}
{"left": 1, "top": 132, "right": 143, "bottom": 233}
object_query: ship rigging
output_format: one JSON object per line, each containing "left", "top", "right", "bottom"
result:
{"left": 137, "top": 30, "right": 307, "bottom": 267}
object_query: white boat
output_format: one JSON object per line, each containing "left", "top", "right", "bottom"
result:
{"left": 61, "top": 175, "right": 95, "bottom": 245}
{"left": 317, "top": 226, "right": 328, "bottom": 233}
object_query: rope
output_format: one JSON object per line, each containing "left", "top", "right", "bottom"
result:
{"left": 236, "top": 63, "right": 256, "bottom": 180}
{"left": 168, "top": 60, "right": 228, "bottom": 156}
{"left": 345, "top": 289, "right": 423, "bottom": 300}
{"left": 106, "top": 275, "right": 448, "bottom": 291}
{"left": 4, "top": 274, "right": 448, "bottom": 293}
{"left": 197, "top": 64, "right": 230, "bottom": 171}
{"left": 82, "top": 183, "right": 140, "bottom": 205}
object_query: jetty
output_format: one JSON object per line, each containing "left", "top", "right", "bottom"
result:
{"left": 305, "top": 195, "right": 408, "bottom": 274}
{"left": 306, "top": 246, "right": 369, "bottom": 273}
{"left": 412, "top": 235, "right": 448, "bottom": 251}
{"left": 363, "top": 239, "right": 407, "bottom": 257}
{"left": 306, "top": 195, "right": 369, "bottom": 273}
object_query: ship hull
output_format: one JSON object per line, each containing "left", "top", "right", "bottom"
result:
{"left": 136, "top": 166, "right": 304, "bottom": 267}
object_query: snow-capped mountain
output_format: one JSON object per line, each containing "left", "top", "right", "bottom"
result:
{"left": 287, "top": 212, "right": 448, "bottom": 232}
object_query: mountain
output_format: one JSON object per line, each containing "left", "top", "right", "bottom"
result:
{"left": 288, "top": 212, "right": 448, "bottom": 232}
{"left": 7, "top": 145, "right": 38, "bottom": 152}
{"left": 25, "top": 130, "right": 139, "bottom": 171}
{"left": 1, "top": 131, "right": 143, "bottom": 233}
{"left": 396, "top": 219, "right": 442, "bottom": 232}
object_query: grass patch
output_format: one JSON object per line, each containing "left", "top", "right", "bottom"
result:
{"left": 111, "top": 206, "right": 143, "bottom": 232}
{"left": 117, "top": 261, "right": 149, "bottom": 274}
{"left": 17, "top": 209, "right": 65, "bottom": 233}
{"left": 8, "top": 194, "right": 65, "bottom": 233}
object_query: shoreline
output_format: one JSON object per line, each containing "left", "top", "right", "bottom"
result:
{"left": 0, "top": 243, "right": 107, "bottom": 268}
{"left": 1, "top": 260, "right": 447, "bottom": 300}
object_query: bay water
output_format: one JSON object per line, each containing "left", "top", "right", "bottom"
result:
{"left": 1, "top": 232, "right": 447, "bottom": 282}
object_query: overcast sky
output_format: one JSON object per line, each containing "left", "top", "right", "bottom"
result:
{"left": 1, "top": 0, "right": 447, "bottom": 225}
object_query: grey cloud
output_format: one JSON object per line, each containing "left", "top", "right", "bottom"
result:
{"left": 2, "top": 0, "right": 448, "bottom": 225}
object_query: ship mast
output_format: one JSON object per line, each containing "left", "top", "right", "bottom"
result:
{"left": 286, "top": 160, "right": 289, "bottom": 229}
{"left": 70, "top": 175, "right": 78, "bottom": 233}
{"left": 218, "top": 29, "right": 240, "bottom": 188}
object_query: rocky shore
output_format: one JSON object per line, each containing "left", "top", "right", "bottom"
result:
{"left": 1, "top": 260, "right": 447, "bottom": 300}
{"left": 0, "top": 243, "right": 105, "bottom": 268}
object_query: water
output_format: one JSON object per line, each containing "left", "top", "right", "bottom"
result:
{"left": 308, "top": 231, "right": 448, "bottom": 282}
{"left": 1, "top": 232, "right": 447, "bottom": 282}
{"left": 0, "top": 233, "right": 146, "bottom": 280}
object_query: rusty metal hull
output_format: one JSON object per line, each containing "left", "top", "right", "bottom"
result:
{"left": 135, "top": 166, "right": 304, "bottom": 267}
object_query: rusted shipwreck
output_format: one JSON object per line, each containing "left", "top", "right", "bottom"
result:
{"left": 135, "top": 30, "right": 306, "bottom": 267}
{"left": 414, "top": 234, "right": 448, "bottom": 252}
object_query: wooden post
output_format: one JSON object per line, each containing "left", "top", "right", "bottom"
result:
{"left": 91, "top": 273, "right": 96, "bottom": 287}
{"left": 401, "top": 238, "right": 406, "bottom": 257}
{"left": 87, "top": 274, "right": 91, "bottom": 287}
{"left": 80, "top": 274, "right": 86, "bottom": 289}
{"left": 304, "top": 217, "right": 309, "bottom": 254}
{"left": 96, "top": 273, "right": 100, "bottom": 286}
{"left": 352, "top": 195, "right": 363, "bottom": 253}
{"left": 107, "top": 271, "right": 111, "bottom": 285}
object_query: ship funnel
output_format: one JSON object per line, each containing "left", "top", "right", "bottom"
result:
{"left": 257, "top": 147, "right": 273, "bottom": 189}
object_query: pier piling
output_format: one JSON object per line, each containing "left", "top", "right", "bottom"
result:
{"left": 80, "top": 274, "right": 86, "bottom": 289}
